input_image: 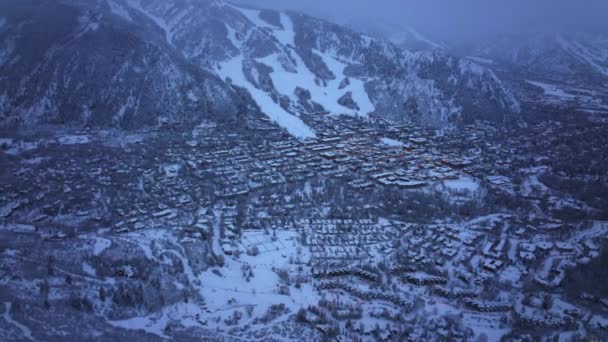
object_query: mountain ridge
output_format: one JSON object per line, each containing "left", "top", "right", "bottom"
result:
{"left": 0, "top": 0, "right": 523, "bottom": 137}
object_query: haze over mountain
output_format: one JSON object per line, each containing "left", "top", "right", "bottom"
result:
{"left": 1, "top": 0, "right": 525, "bottom": 138}
{"left": 234, "top": 0, "right": 608, "bottom": 41}
{"left": 1, "top": 0, "right": 607, "bottom": 137}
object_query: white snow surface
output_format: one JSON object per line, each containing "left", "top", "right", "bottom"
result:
{"left": 556, "top": 35, "right": 608, "bottom": 78}
{"left": 381, "top": 137, "right": 405, "bottom": 147}
{"left": 217, "top": 56, "right": 315, "bottom": 139}
{"left": 407, "top": 28, "right": 447, "bottom": 50}
{"left": 526, "top": 80, "right": 576, "bottom": 100}
{"left": 92, "top": 237, "right": 112, "bottom": 256}
{"left": 256, "top": 50, "right": 374, "bottom": 117}
{"left": 275, "top": 13, "right": 295, "bottom": 47}
{"left": 443, "top": 176, "right": 480, "bottom": 193}
{"left": 82, "top": 262, "right": 97, "bottom": 277}
{"left": 465, "top": 56, "right": 496, "bottom": 65}
{"left": 107, "top": 0, "right": 133, "bottom": 22}
{"left": 109, "top": 228, "right": 320, "bottom": 337}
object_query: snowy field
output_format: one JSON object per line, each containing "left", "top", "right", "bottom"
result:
{"left": 443, "top": 176, "right": 480, "bottom": 193}
{"left": 109, "top": 229, "right": 320, "bottom": 337}
{"left": 57, "top": 134, "right": 92, "bottom": 145}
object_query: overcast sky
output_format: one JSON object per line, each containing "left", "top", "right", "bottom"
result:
{"left": 232, "top": 0, "right": 608, "bottom": 41}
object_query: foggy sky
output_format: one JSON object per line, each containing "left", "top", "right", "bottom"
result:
{"left": 232, "top": 0, "right": 608, "bottom": 41}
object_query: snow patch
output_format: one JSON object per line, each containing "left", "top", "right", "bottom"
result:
{"left": 256, "top": 50, "right": 374, "bottom": 117}
{"left": 107, "top": 0, "right": 133, "bottom": 22}
{"left": 22, "top": 157, "right": 48, "bottom": 165}
{"left": 443, "top": 176, "right": 480, "bottom": 193}
{"left": 526, "top": 80, "right": 576, "bottom": 100}
{"left": 92, "top": 237, "right": 111, "bottom": 256}
{"left": 198, "top": 229, "right": 320, "bottom": 324}
{"left": 57, "top": 134, "right": 91, "bottom": 145}
{"left": 186, "top": 90, "right": 199, "bottom": 102}
{"left": 381, "top": 137, "right": 404, "bottom": 147}
{"left": 231, "top": 5, "right": 273, "bottom": 30}
{"left": 82, "top": 262, "right": 97, "bottom": 277}
{"left": 465, "top": 56, "right": 495, "bottom": 65}
{"left": 78, "top": 14, "right": 100, "bottom": 33}
{"left": 5, "top": 140, "right": 38, "bottom": 155}
{"left": 275, "top": 13, "right": 295, "bottom": 47}
{"left": 163, "top": 164, "right": 181, "bottom": 178}
{"left": 217, "top": 56, "right": 315, "bottom": 139}
{"left": 315, "top": 50, "right": 375, "bottom": 116}
{"left": 225, "top": 24, "right": 242, "bottom": 50}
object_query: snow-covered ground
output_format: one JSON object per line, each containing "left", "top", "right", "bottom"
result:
{"left": 57, "top": 134, "right": 92, "bottom": 145}
{"left": 498, "top": 265, "right": 522, "bottom": 285}
{"left": 3, "top": 302, "right": 34, "bottom": 341}
{"left": 443, "top": 176, "right": 480, "bottom": 193}
{"left": 526, "top": 80, "right": 576, "bottom": 101}
{"left": 556, "top": 35, "right": 608, "bottom": 78}
{"left": 380, "top": 137, "right": 405, "bottom": 147}
{"left": 4, "top": 140, "right": 39, "bottom": 155}
{"left": 109, "top": 227, "right": 319, "bottom": 337}
{"left": 465, "top": 56, "right": 496, "bottom": 65}
{"left": 314, "top": 49, "right": 375, "bottom": 115}
{"left": 108, "top": 0, "right": 133, "bottom": 22}
{"left": 86, "top": 236, "right": 112, "bottom": 256}
{"left": 526, "top": 79, "right": 608, "bottom": 114}
{"left": 198, "top": 230, "right": 318, "bottom": 322}
{"left": 463, "top": 311, "right": 510, "bottom": 341}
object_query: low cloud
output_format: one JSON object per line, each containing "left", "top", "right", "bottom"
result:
{"left": 232, "top": 0, "right": 608, "bottom": 41}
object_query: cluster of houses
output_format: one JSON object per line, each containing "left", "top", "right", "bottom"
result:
{"left": 2, "top": 110, "right": 608, "bottom": 340}
{"left": 293, "top": 219, "right": 401, "bottom": 265}
{"left": 317, "top": 281, "right": 413, "bottom": 310}
{"left": 312, "top": 267, "right": 379, "bottom": 282}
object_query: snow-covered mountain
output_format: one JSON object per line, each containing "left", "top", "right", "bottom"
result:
{"left": 0, "top": 0, "right": 522, "bottom": 137}
{"left": 461, "top": 33, "right": 608, "bottom": 86}
{"left": 0, "top": 0, "right": 259, "bottom": 130}
{"left": 458, "top": 33, "right": 608, "bottom": 114}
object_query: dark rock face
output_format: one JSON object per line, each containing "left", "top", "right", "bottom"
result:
{"left": 294, "top": 87, "right": 325, "bottom": 114}
{"left": 339, "top": 78, "right": 351, "bottom": 90}
{"left": 338, "top": 92, "right": 360, "bottom": 111}
{"left": 294, "top": 87, "right": 312, "bottom": 102}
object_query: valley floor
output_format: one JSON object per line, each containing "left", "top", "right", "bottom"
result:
{"left": 1, "top": 115, "right": 608, "bottom": 341}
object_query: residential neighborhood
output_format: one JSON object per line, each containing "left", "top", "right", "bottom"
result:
{"left": 1, "top": 111, "right": 607, "bottom": 340}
